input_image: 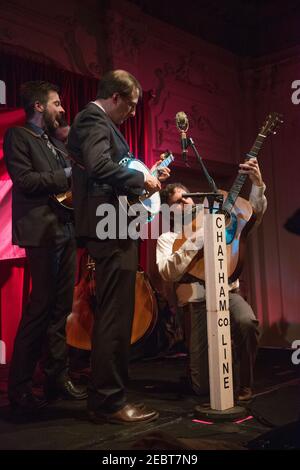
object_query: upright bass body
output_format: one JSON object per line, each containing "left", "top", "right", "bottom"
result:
{"left": 66, "top": 251, "right": 95, "bottom": 350}
{"left": 66, "top": 251, "right": 158, "bottom": 350}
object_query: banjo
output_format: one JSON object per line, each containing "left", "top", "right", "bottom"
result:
{"left": 53, "top": 151, "right": 175, "bottom": 220}
{"left": 118, "top": 151, "right": 174, "bottom": 222}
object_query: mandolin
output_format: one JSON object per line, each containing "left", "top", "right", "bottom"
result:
{"left": 52, "top": 189, "right": 73, "bottom": 210}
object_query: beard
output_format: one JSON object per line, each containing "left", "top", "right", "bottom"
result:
{"left": 43, "top": 109, "right": 64, "bottom": 134}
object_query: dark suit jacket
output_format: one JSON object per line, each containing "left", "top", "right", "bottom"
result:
{"left": 4, "top": 125, "right": 70, "bottom": 247}
{"left": 67, "top": 103, "right": 144, "bottom": 242}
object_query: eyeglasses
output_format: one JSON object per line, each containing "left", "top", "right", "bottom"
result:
{"left": 121, "top": 96, "right": 138, "bottom": 111}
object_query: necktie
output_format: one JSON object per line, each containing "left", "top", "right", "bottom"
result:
{"left": 42, "top": 133, "right": 66, "bottom": 168}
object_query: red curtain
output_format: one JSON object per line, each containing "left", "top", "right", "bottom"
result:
{"left": 0, "top": 54, "right": 150, "bottom": 362}
{"left": 0, "top": 52, "right": 99, "bottom": 120}
{"left": 0, "top": 108, "right": 26, "bottom": 261}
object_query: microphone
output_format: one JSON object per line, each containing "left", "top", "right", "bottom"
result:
{"left": 175, "top": 111, "right": 189, "bottom": 163}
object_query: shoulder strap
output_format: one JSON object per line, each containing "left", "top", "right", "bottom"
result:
{"left": 16, "top": 126, "right": 41, "bottom": 138}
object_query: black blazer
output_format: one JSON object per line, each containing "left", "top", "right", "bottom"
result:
{"left": 67, "top": 103, "right": 144, "bottom": 241}
{"left": 4, "top": 125, "right": 70, "bottom": 247}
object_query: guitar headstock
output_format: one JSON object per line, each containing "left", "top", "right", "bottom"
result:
{"left": 260, "top": 112, "right": 283, "bottom": 137}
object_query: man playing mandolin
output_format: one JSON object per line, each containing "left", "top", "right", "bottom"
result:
{"left": 4, "top": 81, "right": 87, "bottom": 415}
{"left": 156, "top": 157, "right": 267, "bottom": 401}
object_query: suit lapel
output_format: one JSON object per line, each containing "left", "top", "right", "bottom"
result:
{"left": 89, "top": 103, "right": 130, "bottom": 153}
{"left": 107, "top": 119, "right": 129, "bottom": 151}
{"left": 21, "top": 125, "right": 61, "bottom": 170}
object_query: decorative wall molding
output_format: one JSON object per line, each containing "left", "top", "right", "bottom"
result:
{"left": 106, "top": 11, "right": 147, "bottom": 65}
{"left": 0, "top": 1, "right": 109, "bottom": 76}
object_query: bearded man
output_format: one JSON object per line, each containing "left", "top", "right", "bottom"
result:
{"left": 4, "top": 81, "right": 86, "bottom": 415}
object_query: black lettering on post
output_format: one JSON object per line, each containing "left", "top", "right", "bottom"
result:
{"left": 217, "top": 231, "right": 223, "bottom": 242}
{"left": 219, "top": 272, "right": 225, "bottom": 283}
{"left": 219, "top": 299, "right": 227, "bottom": 311}
{"left": 216, "top": 217, "right": 223, "bottom": 229}
{"left": 224, "top": 376, "right": 230, "bottom": 389}
{"left": 222, "top": 334, "right": 227, "bottom": 346}
{"left": 219, "top": 286, "right": 226, "bottom": 297}
{"left": 217, "top": 245, "right": 224, "bottom": 256}
{"left": 223, "top": 362, "right": 229, "bottom": 374}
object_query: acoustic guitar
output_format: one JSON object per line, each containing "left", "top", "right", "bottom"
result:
{"left": 173, "top": 112, "right": 283, "bottom": 284}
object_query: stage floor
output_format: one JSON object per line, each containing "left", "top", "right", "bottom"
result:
{"left": 0, "top": 349, "right": 299, "bottom": 450}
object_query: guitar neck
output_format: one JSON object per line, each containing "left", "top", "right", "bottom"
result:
{"left": 223, "top": 133, "right": 266, "bottom": 213}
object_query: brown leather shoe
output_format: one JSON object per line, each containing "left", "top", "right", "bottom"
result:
{"left": 237, "top": 387, "right": 252, "bottom": 401}
{"left": 88, "top": 403, "right": 159, "bottom": 425}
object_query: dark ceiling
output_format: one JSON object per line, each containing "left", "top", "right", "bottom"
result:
{"left": 128, "top": 0, "right": 300, "bottom": 57}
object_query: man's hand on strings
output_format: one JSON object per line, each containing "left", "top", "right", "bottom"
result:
{"left": 150, "top": 155, "right": 171, "bottom": 182}
{"left": 239, "top": 158, "right": 264, "bottom": 187}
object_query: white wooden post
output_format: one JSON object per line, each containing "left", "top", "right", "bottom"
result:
{"left": 204, "top": 213, "right": 234, "bottom": 410}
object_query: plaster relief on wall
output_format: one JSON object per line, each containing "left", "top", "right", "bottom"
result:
{"left": 153, "top": 94, "right": 234, "bottom": 165}
{"left": 156, "top": 105, "right": 226, "bottom": 147}
{"left": 189, "top": 104, "right": 226, "bottom": 139}
{"left": 0, "top": 1, "right": 110, "bottom": 75}
{"left": 57, "top": 3, "right": 113, "bottom": 76}
{"left": 106, "top": 12, "right": 146, "bottom": 65}
{"left": 57, "top": 15, "right": 103, "bottom": 76}
{"left": 248, "top": 65, "right": 284, "bottom": 95}
{"left": 151, "top": 53, "right": 220, "bottom": 107}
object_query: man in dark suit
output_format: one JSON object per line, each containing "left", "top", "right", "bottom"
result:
{"left": 4, "top": 81, "right": 86, "bottom": 414}
{"left": 68, "top": 70, "right": 167, "bottom": 424}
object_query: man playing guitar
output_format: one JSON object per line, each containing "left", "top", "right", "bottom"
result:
{"left": 156, "top": 158, "right": 267, "bottom": 402}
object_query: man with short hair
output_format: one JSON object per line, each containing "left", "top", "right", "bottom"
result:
{"left": 68, "top": 70, "right": 168, "bottom": 424}
{"left": 4, "top": 81, "right": 86, "bottom": 414}
{"left": 156, "top": 158, "right": 267, "bottom": 401}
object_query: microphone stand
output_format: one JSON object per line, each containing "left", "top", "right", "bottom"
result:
{"left": 182, "top": 136, "right": 222, "bottom": 213}
{"left": 187, "top": 136, "right": 219, "bottom": 194}
{"left": 182, "top": 192, "right": 224, "bottom": 214}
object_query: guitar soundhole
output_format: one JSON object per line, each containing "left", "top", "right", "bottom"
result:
{"left": 214, "top": 209, "right": 237, "bottom": 244}
{"left": 216, "top": 209, "right": 231, "bottom": 224}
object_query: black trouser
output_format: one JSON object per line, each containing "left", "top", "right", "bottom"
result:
{"left": 183, "top": 292, "right": 260, "bottom": 395}
{"left": 8, "top": 224, "right": 76, "bottom": 398}
{"left": 86, "top": 240, "right": 137, "bottom": 413}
